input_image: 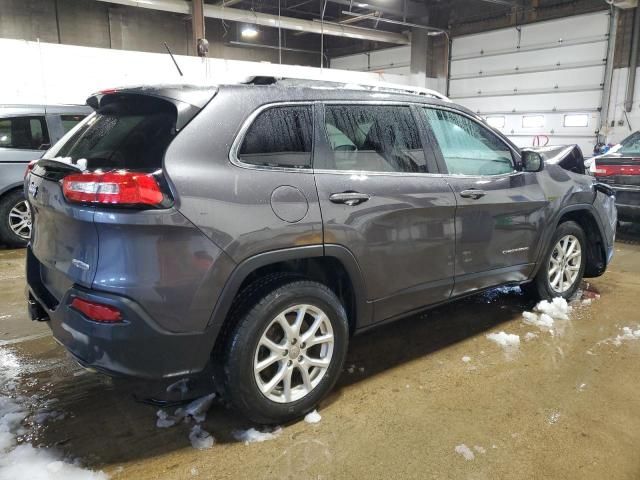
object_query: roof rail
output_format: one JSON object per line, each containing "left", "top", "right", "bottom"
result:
{"left": 243, "top": 75, "right": 450, "bottom": 102}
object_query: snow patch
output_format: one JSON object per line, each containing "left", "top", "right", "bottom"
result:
{"left": 522, "top": 297, "right": 573, "bottom": 333}
{"left": 0, "top": 444, "right": 108, "bottom": 480}
{"left": 461, "top": 356, "right": 471, "bottom": 363}
{"left": 232, "top": 427, "right": 282, "bottom": 444}
{"left": 486, "top": 332, "right": 520, "bottom": 348}
{"left": 611, "top": 326, "right": 640, "bottom": 346}
{"left": 0, "top": 348, "right": 107, "bottom": 480}
{"left": 304, "top": 410, "right": 321, "bottom": 424}
{"left": 188, "top": 425, "right": 214, "bottom": 450}
{"left": 454, "top": 444, "right": 475, "bottom": 461}
{"left": 524, "top": 332, "right": 538, "bottom": 342}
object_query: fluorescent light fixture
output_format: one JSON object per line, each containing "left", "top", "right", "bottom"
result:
{"left": 485, "top": 116, "right": 505, "bottom": 129}
{"left": 522, "top": 115, "right": 545, "bottom": 128}
{"left": 564, "top": 113, "right": 589, "bottom": 127}
{"left": 241, "top": 26, "right": 259, "bottom": 38}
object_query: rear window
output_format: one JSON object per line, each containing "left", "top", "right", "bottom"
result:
{"left": 43, "top": 95, "right": 177, "bottom": 171}
{"left": 0, "top": 116, "right": 50, "bottom": 150}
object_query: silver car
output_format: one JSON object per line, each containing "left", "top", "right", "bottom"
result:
{"left": 0, "top": 104, "right": 91, "bottom": 246}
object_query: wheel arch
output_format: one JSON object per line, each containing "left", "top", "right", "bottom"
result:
{"left": 532, "top": 204, "right": 608, "bottom": 279}
{"left": 207, "top": 244, "right": 370, "bottom": 351}
{"left": 0, "top": 183, "right": 25, "bottom": 199}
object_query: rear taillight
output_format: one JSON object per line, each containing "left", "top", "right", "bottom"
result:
{"left": 70, "top": 297, "right": 123, "bottom": 323}
{"left": 591, "top": 161, "right": 640, "bottom": 177}
{"left": 24, "top": 160, "right": 37, "bottom": 179}
{"left": 62, "top": 170, "right": 164, "bottom": 206}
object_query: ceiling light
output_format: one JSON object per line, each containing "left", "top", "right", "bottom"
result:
{"left": 241, "top": 26, "right": 259, "bottom": 38}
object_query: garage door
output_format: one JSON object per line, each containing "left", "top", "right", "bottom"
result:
{"left": 449, "top": 11, "right": 610, "bottom": 157}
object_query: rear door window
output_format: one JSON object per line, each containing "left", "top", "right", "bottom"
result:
{"left": 423, "top": 108, "right": 515, "bottom": 176}
{"left": 0, "top": 116, "right": 50, "bottom": 150}
{"left": 60, "top": 114, "right": 87, "bottom": 134}
{"left": 238, "top": 105, "right": 313, "bottom": 169}
{"left": 322, "top": 104, "right": 428, "bottom": 173}
{"left": 44, "top": 95, "right": 177, "bottom": 171}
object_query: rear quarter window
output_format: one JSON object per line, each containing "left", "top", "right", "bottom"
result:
{"left": 237, "top": 105, "right": 313, "bottom": 169}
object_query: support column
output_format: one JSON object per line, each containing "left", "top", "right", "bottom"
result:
{"left": 192, "top": 0, "right": 207, "bottom": 56}
{"left": 410, "top": 27, "right": 429, "bottom": 88}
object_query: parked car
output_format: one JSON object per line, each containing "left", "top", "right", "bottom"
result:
{"left": 0, "top": 104, "right": 91, "bottom": 246}
{"left": 25, "top": 81, "right": 617, "bottom": 424}
{"left": 590, "top": 131, "right": 640, "bottom": 222}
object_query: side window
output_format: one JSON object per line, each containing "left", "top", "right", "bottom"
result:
{"left": 61, "top": 115, "right": 87, "bottom": 134}
{"left": 423, "top": 108, "right": 514, "bottom": 176}
{"left": 323, "top": 105, "right": 427, "bottom": 173}
{"left": 0, "top": 116, "right": 50, "bottom": 150}
{"left": 238, "top": 105, "right": 313, "bottom": 169}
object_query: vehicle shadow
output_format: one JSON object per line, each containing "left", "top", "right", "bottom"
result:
{"left": 23, "top": 286, "right": 532, "bottom": 469}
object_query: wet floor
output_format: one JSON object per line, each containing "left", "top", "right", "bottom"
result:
{"left": 2, "top": 224, "right": 640, "bottom": 479}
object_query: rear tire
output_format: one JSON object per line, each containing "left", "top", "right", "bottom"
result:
{"left": 224, "top": 279, "right": 348, "bottom": 425}
{"left": 526, "top": 221, "right": 586, "bottom": 301}
{"left": 0, "top": 190, "right": 31, "bottom": 248}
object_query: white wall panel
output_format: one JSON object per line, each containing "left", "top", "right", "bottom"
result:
{"left": 460, "top": 90, "right": 603, "bottom": 114}
{"left": 450, "top": 42, "right": 608, "bottom": 78}
{"left": 450, "top": 65, "right": 605, "bottom": 97}
{"left": 0, "top": 38, "right": 409, "bottom": 106}
{"left": 331, "top": 45, "right": 410, "bottom": 72}
{"left": 451, "top": 11, "right": 609, "bottom": 155}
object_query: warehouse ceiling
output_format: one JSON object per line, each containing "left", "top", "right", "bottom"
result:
{"left": 194, "top": 0, "right": 609, "bottom": 56}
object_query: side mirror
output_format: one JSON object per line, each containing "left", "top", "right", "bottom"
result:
{"left": 521, "top": 149, "right": 544, "bottom": 172}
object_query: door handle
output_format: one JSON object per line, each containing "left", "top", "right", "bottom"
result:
{"left": 329, "top": 192, "right": 371, "bottom": 206}
{"left": 460, "top": 189, "right": 486, "bottom": 200}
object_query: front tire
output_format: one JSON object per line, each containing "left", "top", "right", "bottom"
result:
{"left": 0, "top": 190, "right": 31, "bottom": 248}
{"left": 527, "top": 220, "right": 586, "bottom": 300}
{"left": 224, "top": 279, "right": 348, "bottom": 424}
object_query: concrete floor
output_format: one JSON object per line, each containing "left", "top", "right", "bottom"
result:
{"left": 2, "top": 226, "right": 640, "bottom": 479}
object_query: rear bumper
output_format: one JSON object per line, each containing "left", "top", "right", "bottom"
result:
{"left": 612, "top": 187, "right": 640, "bottom": 221}
{"left": 26, "top": 248, "right": 213, "bottom": 379}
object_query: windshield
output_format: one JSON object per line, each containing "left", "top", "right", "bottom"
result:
{"left": 43, "top": 95, "right": 177, "bottom": 171}
{"left": 613, "top": 131, "right": 640, "bottom": 156}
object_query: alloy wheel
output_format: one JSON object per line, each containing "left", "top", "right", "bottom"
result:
{"left": 254, "top": 304, "right": 334, "bottom": 404}
{"left": 548, "top": 234, "right": 581, "bottom": 294}
{"left": 8, "top": 200, "right": 32, "bottom": 240}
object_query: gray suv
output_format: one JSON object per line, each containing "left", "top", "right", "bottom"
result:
{"left": 25, "top": 80, "right": 617, "bottom": 424}
{"left": 0, "top": 104, "right": 90, "bottom": 246}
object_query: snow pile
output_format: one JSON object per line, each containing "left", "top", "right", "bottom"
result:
{"left": 611, "top": 327, "right": 640, "bottom": 346}
{"left": 0, "top": 445, "right": 107, "bottom": 480}
{"left": 0, "top": 348, "right": 107, "bottom": 479}
{"left": 188, "top": 425, "right": 214, "bottom": 450}
{"left": 156, "top": 393, "right": 217, "bottom": 449}
{"left": 486, "top": 332, "right": 520, "bottom": 348}
{"left": 522, "top": 297, "right": 572, "bottom": 331}
{"left": 232, "top": 427, "right": 282, "bottom": 445}
{"left": 454, "top": 444, "right": 475, "bottom": 461}
{"left": 304, "top": 410, "right": 321, "bottom": 424}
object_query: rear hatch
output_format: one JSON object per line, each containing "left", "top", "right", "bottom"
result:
{"left": 26, "top": 86, "right": 216, "bottom": 304}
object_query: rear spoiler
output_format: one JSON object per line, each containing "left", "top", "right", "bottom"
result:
{"left": 86, "top": 85, "right": 218, "bottom": 130}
